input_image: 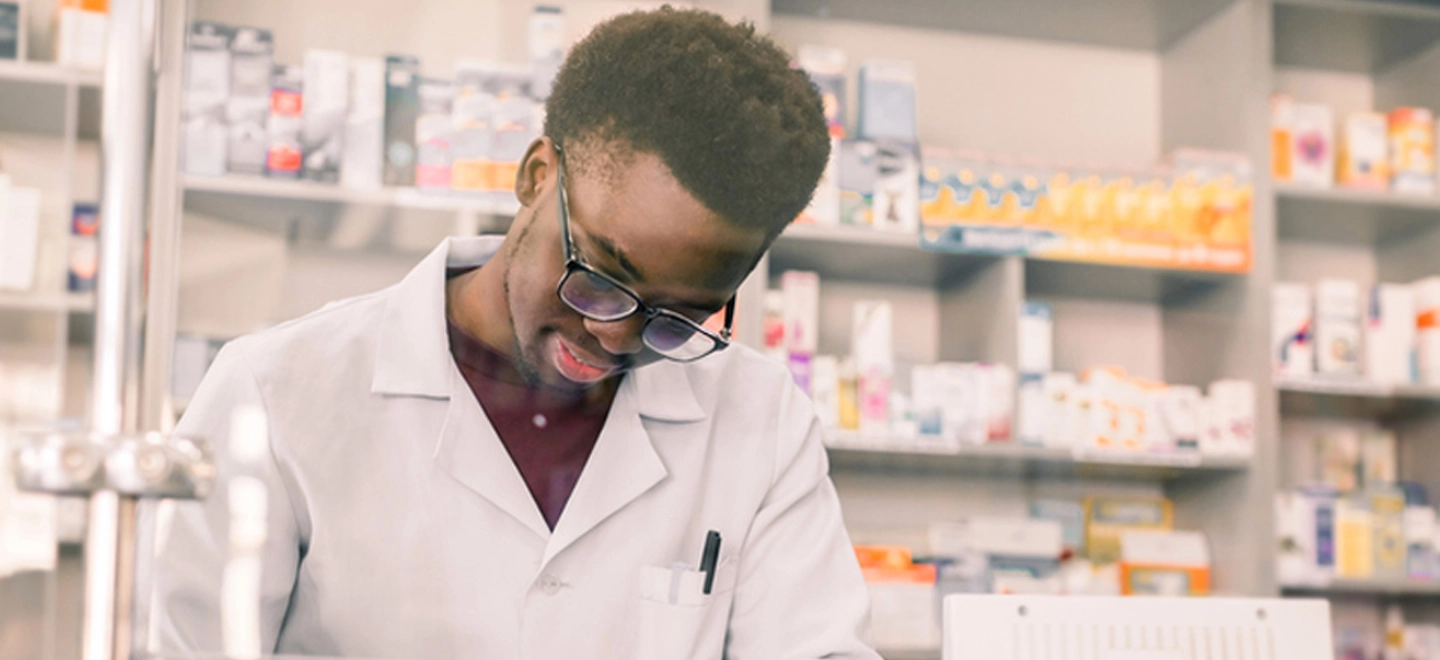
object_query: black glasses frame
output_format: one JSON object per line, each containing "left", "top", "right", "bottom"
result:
{"left": 552, "top": 146, "right": 735, "bottom": 363}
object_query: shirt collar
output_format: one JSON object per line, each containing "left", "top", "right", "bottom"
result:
{"left": 371, "top": 236, "right": 707, "bottom": 423}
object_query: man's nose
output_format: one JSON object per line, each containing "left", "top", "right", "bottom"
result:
{"left": 584, "top": 314, "right": 646, "bottom": 356}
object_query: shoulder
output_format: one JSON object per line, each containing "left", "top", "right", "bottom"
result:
{"left": 222, "top": 287, "right": 391, "bottom": 385}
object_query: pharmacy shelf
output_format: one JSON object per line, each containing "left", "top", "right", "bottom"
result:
{"left": 1273, "top": 0, "right": 1440, "bottom": 74}
{"left": 0, "top": 291, "right": 95, "bottom": 313}
{"left": 773, "top": 223, "right": 1244, "bottom": 299}
{"left": 771, "top": 0, "right": 1235, "bottom": 51}
{"left": 181, "top": 174, "right": 523, "bottom": 217}
{"left": 1277, "top": 378, "right": 1440, "bottom": 418}
{"left": 1024, "top": 257, "right": 1237, "bottom": 305}
{"left": 1275, "top": 184, "right": 1440, "bottom": 245}
{"left": 824, "top": 434, "right": 1251, "bottom": 481}
{"left": 770, "top": 223, "right": 999, "bottom": 287}
{"left": 0, "top": 60, "right": 103, "bottom": 87}
{"left": 1281, "top": 578, "right": 1440, "bottom": 597}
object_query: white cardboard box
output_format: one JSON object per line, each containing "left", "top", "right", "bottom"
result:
{"left": 1366, "top": 284, "right": 1416, "bottom": 384}
{"left": 1273, "top": 283, "right": 1314, "bottom": 379}
{"left": 1315, "top": 279, "right": 1361, "bottom": 377}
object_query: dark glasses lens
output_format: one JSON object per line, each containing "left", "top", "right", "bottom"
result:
{"left": 643, "top": 313, "right": 718, "bottom": 361}
{"left": 559, "top": 268, "right": 638, "bottom": 321}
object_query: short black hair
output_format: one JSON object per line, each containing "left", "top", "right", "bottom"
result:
{"left": 544, "top": 6, "right": 830, "bottom": 237}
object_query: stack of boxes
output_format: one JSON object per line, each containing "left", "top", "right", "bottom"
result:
{"left": 859, "top": 493, "right": 1214, "bottom": 649}
{"left": 1273, "top": 278, "right": 1440, "bottom": 386}
{"left": 181, "top": 7, "right": 560, "bottom": 199}
{"left": 1273, "top": 95, "right": 1437, "bottom": 195}
{"left": 793, "top": 47, "right": 920, "bottom": 235}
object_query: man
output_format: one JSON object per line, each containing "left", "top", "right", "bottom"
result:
{"left": 152, "top": 7, "right": 879, "bottom": 659}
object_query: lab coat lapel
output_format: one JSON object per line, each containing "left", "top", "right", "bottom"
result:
{"left": 433, "top": 366, "right": 552, "bottom": 540}
{"left": 543, "top": 361, "right": 706, "bottom": 564}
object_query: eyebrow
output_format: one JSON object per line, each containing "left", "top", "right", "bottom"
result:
{"left": 587, "top": 233, "right": 647, "bottom": 283}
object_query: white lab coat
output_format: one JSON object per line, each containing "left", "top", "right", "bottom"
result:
{"left": 150, "top": 236, "right": 880, "bottom": 660}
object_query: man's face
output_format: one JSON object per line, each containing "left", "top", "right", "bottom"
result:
{"left": 503, "top": 144, "right": 768, "bottom": 391}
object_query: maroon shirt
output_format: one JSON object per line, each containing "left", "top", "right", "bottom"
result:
{"left": 446, "top": 320, "right": 612, "bottom": 530}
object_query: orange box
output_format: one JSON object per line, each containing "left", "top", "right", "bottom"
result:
{"left": 1119, "top": 564, "right": 1210, "bottom": 596}
{"left": 854, "top": 545, "right": 913, "bottom": 571}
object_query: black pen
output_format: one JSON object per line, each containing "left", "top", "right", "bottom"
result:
{"left": 699, "top": 530, "right": 722, "bottom": 595}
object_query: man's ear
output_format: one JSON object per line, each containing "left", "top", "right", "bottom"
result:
{"left": 515, "top": 137, "right": 559, "bottom": 208}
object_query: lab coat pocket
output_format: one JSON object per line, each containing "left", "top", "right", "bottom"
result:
{"left": 635, "top": 563, "right": 733, "bottom": 660}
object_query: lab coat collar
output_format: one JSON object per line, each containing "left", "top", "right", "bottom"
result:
{"left": 372, "top": 236, "right": 503, "bottom": 399}
{"left": 371, "top": 236, "right": 708, "bottom": 424}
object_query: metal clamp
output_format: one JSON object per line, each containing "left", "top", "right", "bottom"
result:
{"left": 9, "top": 430, "right": 215, "bottom": 500}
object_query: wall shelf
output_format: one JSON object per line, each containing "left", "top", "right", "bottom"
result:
{"left": 0, "top": 291, "right": 94, "bottom": 314}
{"left": 1278, "top": 378, "right": 1440, "bottom": 418}
{"left": 825, "top": 433, "right": 1250, "bottom": 481}
{"left": 0, "top": 60, "right": 103, "bottom": 87}
{"left": 1276, "top": 184, "right": 1440, "bottom": 245}
{"left": 182, "top": 174, "right": 522, "bottom": 217}
{"left": 1273, "top": 0, "right": 1440, "bottom": 74}
{"left": 1281, "top": 578, "right": 1440, "bottom": 597}
{"left": 771, "top": 0, "right": 1236, "bottom": 51}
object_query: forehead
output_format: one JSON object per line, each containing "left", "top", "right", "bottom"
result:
{"left": 564, "top": 151, "right": 766, "bottom": 300}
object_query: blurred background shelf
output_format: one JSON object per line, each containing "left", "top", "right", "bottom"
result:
{"left": 182, "top": 174, "right": 522, "bottom": 217}
{"left": 878, "top": 650, "right": 939, "bottom": 660}
{"left": 771, "top": 0, "right": 1236, "bottom": 51}
{"left": 1273, "top": 0, "right": 1440, "bottom": 74}
{"left": 1281, "top": 578, "right": 1440, "bottom": 597}
{"left": 1277, "top": 378, "right": 1440, "bottom": 418}
{"left": 1275, "top": 184, "right": 1440, "bottom": 245}
{"left": 825, "top": 435, "right": 1250, "bottom": 481}
{"left": 0, "top": 291, "right": 94, "bottom": 313}
{"left": 0, "top": 60, "right": 103, "bottom": 87}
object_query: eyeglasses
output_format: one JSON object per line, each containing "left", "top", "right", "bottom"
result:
{"left": 553, "top": 149, "right": 735, "bottom": 363}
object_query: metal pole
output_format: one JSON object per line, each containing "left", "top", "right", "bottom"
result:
{"left": 86, "top": 0, "right": 157, "bottom": 657}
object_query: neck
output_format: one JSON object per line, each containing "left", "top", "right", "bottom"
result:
{"left": 446, "top": 250, "right": 515, "bottom": 359}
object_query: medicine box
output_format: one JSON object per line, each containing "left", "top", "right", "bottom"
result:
{"left": 182, "top": 22, "right": 233, "bottom": 177}
{"left": 265, "top": 64, "right": 304, "bottom": 178}
{"left": 226, "top": 27, "right": 274, "bottom": 176}
{"left": 383, "top": 55, "right": 422, "bottom": 187}
{"left": 1273, "top": 283, "right": 1314, "bottom": 379}
{"left": 56, "top": 1, "right": 106, "bottom": 70}
{"left": 1271, "top": 94, "right": 1294, "bottom": 182}
{"left": 1414, "top": 277, "right": 1440, "bottom": 386}
{"left": 451, "top": 60, "right": 497, "bottom": 192}
{"left": 1016, "top": 373, "right": 1045, "bottom": 447}
{"left": 1390, "top": 107, "right": 1435, "bottom": 194}
{"left": 1338, "top": 112, "right": 1388, "bottom": 190}
{"left": 0, "top": 182, "right": 41, "bottom": 292}
{"left": 341, "top": 57, "right": 385, "bottom": 190}
{"left": 1335, "top": 498, "right": 1375, "bottom": 579}
{"left": 980, "top": 363, "right": 1014, "bottom": 442}
{"left": 1206, "top": 379, "right": 1255, "bottom": 457}
{"left": 838, "top": 139, "right": 878, "bottom": 226}
{"left": 782, "top": 271, "right": 819, "bottom": 391}
{"left": 1367, "top": 284, "right": 1416, "bottom": 384}
{"left": 301, "top": 49, "right": 350, "bottom": 183}
{"left": 1084, "top": 495, "right": 1173, "bottom": 564}
{"left": 1118, "top": 530, "right": 1211, "bottom": 596}
{"left": 853, "top": 301, "right": 893, "bottom": 433}
{"left": 858, "top": 59, "right": 917, "bottom": 144}
{"left": 1290, "top": 103, "right": 1334, "bottom": 188}
{"left": 67, "top": 203, "right": 98, "bottom": 292}
{"left": 872, "top": 141, "right": 919, "bottom": 233}
{"left": 1361, "top": 430, "right": 1398, "bottom": 488}
{"left": 1319, "top": 430, "right": 1361, "bottom": 493}
{"left": 1018, "top": 301, "right": 1053, "bottom": 375}
{"left": 1371, "top": 488, "right": 1408, "bottom": 578}
{"left": 487, "top": 67, "right": 536, "bottom": 200}
{"left": 529, "top": 6, "right": 564, "bottom": 100}
{"left": 415, "top": 77, "right": 456, "bottom": 189}
{"left": 1315, "top": 279, "right": 1361, "bottom": 377}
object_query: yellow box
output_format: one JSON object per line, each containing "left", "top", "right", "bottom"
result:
{"left": 1084, "top": 496, "right": 1174, "bottom": 563}
{"left": 1338, "top": 112, "right": 1389, "bottom": 190}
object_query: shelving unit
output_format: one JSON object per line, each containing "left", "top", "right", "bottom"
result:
{"left": 826, "top": 440, "right": 1251, "bottom": 481}
{"left": 0, "top": 291, "right": 94, "bottom": 314}
{"left": 1270, "top": 0, "right": 1440, "bottom": 646}
{"left": 1282, "top": 579, "right": 1440, "bottom": 597}
{"left": 182, "top": 174, "right": 522, "bottom": 216}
